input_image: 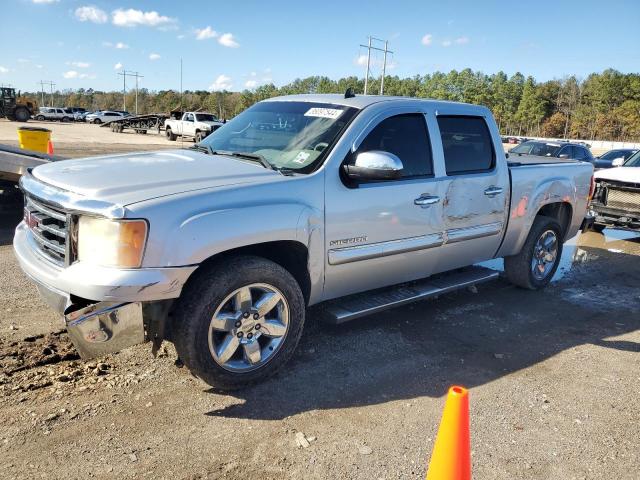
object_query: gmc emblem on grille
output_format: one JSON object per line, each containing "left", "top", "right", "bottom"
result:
{"left": 24, "top": 209, "right": 38, "bottom": 229}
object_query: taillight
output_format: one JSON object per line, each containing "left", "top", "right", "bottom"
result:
{"left": 588, "top": 175, "right": 596, "bottom": 201}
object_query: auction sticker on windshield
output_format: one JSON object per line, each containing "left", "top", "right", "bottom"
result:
{"left": 304, "top": 108, "right": 344, "bottom": 119}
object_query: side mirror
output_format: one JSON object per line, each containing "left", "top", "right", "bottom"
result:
{"left": 612, "top": 158, "right": 625, "bottom": 167}
{"left": 344, "top": 150, "right": 403, "bottom": 181}
{"left": 558, "top": 154, "right": 570, "bottom": 159}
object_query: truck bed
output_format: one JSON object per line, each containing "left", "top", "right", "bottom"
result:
{"left": 507, "top": 153, "right": 582, "bottom": 167}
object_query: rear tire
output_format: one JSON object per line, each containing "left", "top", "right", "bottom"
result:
{"left": 172, "top": 256, "right": 305, "bottom": 390}
{"left": 61, "top": 116, "right": 70, "bottom": 122}
{"left": 166, "top": 127, "right": 176, "bottom": 141}
{"left": 504, "top": 215, "right": 563, "bottom": 290}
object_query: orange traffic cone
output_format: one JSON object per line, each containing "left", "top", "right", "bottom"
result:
{"left": 426, "top": 386, "right": 471, "bottom": 480}
{"left": 47, "top": 140, "right": 54, "bottom": 155}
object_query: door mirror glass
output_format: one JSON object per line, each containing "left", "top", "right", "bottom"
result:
{"left": 612, "top": 157, "right": 625, "bottom": 167}
{"left": 344, "top": 150, "right": 403, "bottom": 180}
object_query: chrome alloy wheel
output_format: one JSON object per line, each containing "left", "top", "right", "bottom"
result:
{"left": 208, "top": 283, "right": 289, "bottom": 372}
{"left": 531, "top": 229, "right": 558, "bottom": 281}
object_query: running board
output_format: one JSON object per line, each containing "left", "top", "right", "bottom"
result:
{"left": 322, "top": 266, "right": 499, "bottom": 324}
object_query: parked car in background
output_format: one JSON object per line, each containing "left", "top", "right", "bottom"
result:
{"left": 592, "top": 148, "right": 638, "bottom": 170}
{"left": 164, "top": 111, "right": 224, "bottom": 142}
{"left": 588, "top": 150, "right": 640, "bottom": 232}
{"left": 14, "top": 94, "right": 593, "bottom": 390}
{"left": 34, "top": 107, "right": 73, "bottom": 122}
{"left": 510, "top": 140, "right": 594, "bottom": 161}
{"left": 85, "top": 110, "right": 125, "bottom": 124}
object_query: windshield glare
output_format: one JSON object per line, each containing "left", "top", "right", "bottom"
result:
{"left": 200, "top": 101, "right": 357, "bottom": 172}
{"left": 511, "top": 141, "right": 561, "bottom": 157}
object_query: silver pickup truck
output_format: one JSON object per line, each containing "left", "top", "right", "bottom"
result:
{"left": 13, "top": 94, "right": 594, "bottom": 390}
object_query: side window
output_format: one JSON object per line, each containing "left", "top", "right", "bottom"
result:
{"left": 558, "top": 146, "right": 572, "bottom": 158}
{"left": 574, "top": 147, "right": 587, "bottom": 160}
{"left": 437, "top": 116, "right": 495, "bottom": 175}
{"left": 356, "top": 114, "right": 433, "bottom": 178}
{"left": 186, "top": 113, "right": 194, "bottom": 122}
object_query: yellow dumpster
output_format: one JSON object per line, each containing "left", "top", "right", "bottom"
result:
{"left": 17, "top": 126, "right": 51, "bottom": 153}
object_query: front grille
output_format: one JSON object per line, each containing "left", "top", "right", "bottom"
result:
{"left": 24, "top": 196, "right": 69, "bottom": 266}
{"left": 606, "top": 187, "right": 640, "bottom": 214}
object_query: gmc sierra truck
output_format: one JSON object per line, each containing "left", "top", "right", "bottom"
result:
{"left": 14, "top": 94, "right": 594, "bottom": 390}
{"left": 164, "top": 112, "right": 223, "bottom": 142}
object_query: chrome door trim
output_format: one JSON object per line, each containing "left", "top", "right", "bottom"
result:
{"left": 328, "top": 233, "right": 443, "bottom": 266}
{"left": 445, "top": 222, "right": 503, "bottom": 244}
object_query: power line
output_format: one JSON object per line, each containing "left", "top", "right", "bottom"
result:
{"left": 359, "top": 37, "right": 393, "bottom": 95}
{"left": 117, "top": 69, "right": 144, "bottom": 114}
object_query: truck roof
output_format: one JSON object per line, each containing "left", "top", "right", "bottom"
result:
{"left": 264, "top": 93, "right": 483, "bottom": 111}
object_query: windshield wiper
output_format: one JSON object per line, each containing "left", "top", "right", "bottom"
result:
{"left": 190, "top": 144, "right": 211, "bottom": 155}
{"left": 209, "top": 150, "right": 275, "bottom": 171}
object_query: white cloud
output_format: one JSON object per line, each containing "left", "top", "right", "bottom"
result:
{"left": 442, "top": 40, "right": 452, "bottom": 47}
{"left": 74, "top": 6, "right": 108, "bottom": 23}
{"left": 355, "top": 54, "right": 368, "bottom": 67}
{"left": 63, "top": 70, "right": 79, "bottom": 79}
{"left": 18, "top": 58, "right": 30, "bottom": 64}
{"left": 455, "top": 36, "right": 469, "bottom": 45}
{"left": 112, "top": 8, "right": 175, "bottom": 28}
{"left": 32, "top": 0, "right": 59, "bottom": 4}
{"left": 114, "top": 62, "right": 123, "bottom": 70}
{"left": 0, "top": 66, "right": 9, "bottom": 74}
{"left": 195, "top": 26, "right": 217, "bottom": 40}
{"left": 35, "top": 64, "right": 43, "bottom": 69}
{"left": 245, "top": 80, "right": 258, "bottom": 88}
{"left": 177, "top": 34, "right": 185, "bottom": 40}
{"left": 69, "top": 61, "right": 90, "bottom": 68}
{"left": 79, "top": 73, "right": 96, "bottom": 79}
{"left": 209, "top": 74, "right": 232, "bottom": 91}
{"left": 421, "top": 34, "right": 433, "bottom": 46}
{"left": 102, "top": 41, "right": 129, "bottom": 49}
{"left": 149, "top": 53, "right": 161, "bottom": 61}
{"left": 218, "top": 33, "right": 239, "bottom": 48}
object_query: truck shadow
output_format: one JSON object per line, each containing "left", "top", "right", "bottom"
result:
{"left": 205, "top": 230, "right": 640, "bottom": 420}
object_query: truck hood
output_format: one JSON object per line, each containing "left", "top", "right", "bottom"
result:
{"left": 31, "top": 149, "right": 282, "bottom": 206}
{"left": 594, "top": 166, "right": 640, "bottom": 184}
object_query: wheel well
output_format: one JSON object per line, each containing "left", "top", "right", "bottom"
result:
{"left": 537, "top": 202, "right": 572, "bottom": 238}
{"left": 193, "top": 241, "right": 311, "bottom": 304}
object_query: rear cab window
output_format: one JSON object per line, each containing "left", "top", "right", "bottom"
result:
{"left": 437, "top": 116, "right": 495, "bottom": 175}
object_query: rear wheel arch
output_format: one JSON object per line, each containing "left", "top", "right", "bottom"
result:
{"left": 536, "top": 202, "right": 572, "bottom": 239}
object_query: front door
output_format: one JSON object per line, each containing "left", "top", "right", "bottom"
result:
{"left": 323, "top": 112, "right": 445, "bottom": 300}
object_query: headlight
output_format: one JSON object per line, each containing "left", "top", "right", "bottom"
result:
{"left": 77, "top": 217, "right": 148, "bottom": 268}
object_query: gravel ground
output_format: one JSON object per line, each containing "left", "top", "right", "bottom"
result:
{"left": 0, "top": 134, "right": 638, "bottom": 479}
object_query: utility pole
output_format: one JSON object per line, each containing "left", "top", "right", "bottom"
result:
{"left": 359, "top": 37, "right": 393, "bottom": 95}
{"left": 39, "top": 80, "right": 55, "bottom": 107}
{"left": 117, "top": 70, "right": 143, "bottom": 114}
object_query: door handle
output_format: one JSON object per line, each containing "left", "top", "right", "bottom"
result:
{"left": 484, "top": 186, "right": 503, "bottom": 197}
{"left": 414, "top": 195, "right": 440, "bottom": 207}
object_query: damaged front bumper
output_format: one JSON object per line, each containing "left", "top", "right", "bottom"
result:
{"left": 13, "top": 222, "right": 196, "bottom": 358}
{"left": 65, "top": 302, "right": 145, "bottom": 359}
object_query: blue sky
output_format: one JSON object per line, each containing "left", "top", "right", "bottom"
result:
{"left": 2, "top": 0, "right": 639, "bottom": 93}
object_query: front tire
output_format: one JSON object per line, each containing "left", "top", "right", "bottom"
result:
{"left": 172, "top": 256, "right": 305, "bottom": 390}
{"left": 35, "top": 115, "right": 45, "bottom": 121}
{"left": 93, "top": 118, "right": 101, "bottom": 124}
{"left": 504, "top": 215, "right": 563, "bottom": 290}
{"left": 14, "top": 107, "right": 30, "bottom": 122}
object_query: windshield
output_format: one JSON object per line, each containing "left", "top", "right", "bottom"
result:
{"left": 601, "top": 149, "right": 636, "bottom": 160}
{"left": 196, "top": 113, "right": 218, "bottom": 122}
{"left": 511, "top": 141, "right": 561, "bottom": 157}
{"left": 199, "top": 101, "right": 358, "bottom": 173}
{"left": 624, "top": 150, "right": 640, "bottom": 167}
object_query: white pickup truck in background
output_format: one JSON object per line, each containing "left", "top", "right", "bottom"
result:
{"left": 164, "top": 112, "right": 224, "bottom": 142}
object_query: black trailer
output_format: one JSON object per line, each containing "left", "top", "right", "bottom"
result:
{"left": 101, "top": 113, "right": 169, "bottom": 135}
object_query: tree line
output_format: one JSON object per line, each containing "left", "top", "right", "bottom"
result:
{"left": 24, "top": 68, "right": 640, "bottom": 141}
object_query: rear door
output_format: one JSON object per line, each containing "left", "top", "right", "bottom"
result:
{"left": 433, "top": 114, "right": 510, "bottom": 271}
